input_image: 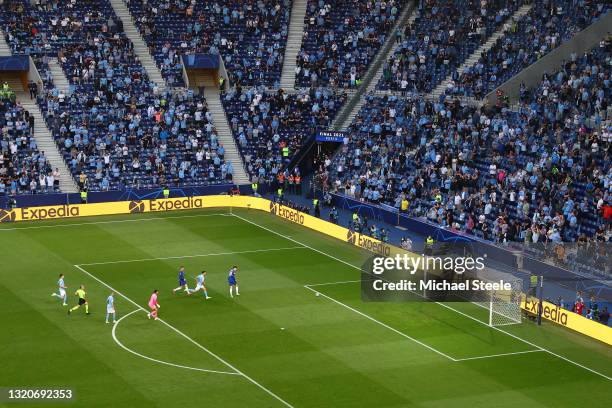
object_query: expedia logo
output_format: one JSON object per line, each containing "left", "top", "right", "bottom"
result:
{"left": 346, "top": 230, "right": 356, "bottom": 244}
{"left": 356, "top": 234, "right": 391, "bottom": 256}
{"left": 269, "top": 202, "right": 278, "bottom": 215}
{"left": 20, "top": 205, "right": 80, "bottom": 220}
{"left": 524, "top": 299, "right": 568, "bottom": 326}
{"left": 0, "top": 209, "right": 16, "bottom": 223}
{"left": 129, "top": 201, "right": 145, "bottom": 213}
{"left": 149, "top": 197, "right": 204, "bottom": 212}
{"left": 272, "top": 204, "right": 304, "bottom": 225}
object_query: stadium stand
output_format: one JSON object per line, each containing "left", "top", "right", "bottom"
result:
{"left": 222, "top": 86, "right": 346, "bottom": 182}
{"left": 0, "top": 92, "right": 55, "bottom": 195}
{"left": 1, "top": 0, "right": 233, "bottom": 191}
{"left": 377, "top": 0, "right": 526, "bottom": 93}
{"left": 325, "top": 36, "right": 611, "bottom": 244}
{"left": 519, "top": 41, "right": 611, "bottom": 124}
{"left": 0, "top": 0, "right": 608, "bottom": 249}
{"left": 296, "top": 0, "right": 407, "bottom": 88}
{"left": 126, "top": 0, "right": 291, "bottom": 87}
{"left": 443, "top": 0, "right": 610, "bottom": 98}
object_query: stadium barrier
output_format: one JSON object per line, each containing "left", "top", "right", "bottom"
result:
{"left": 0, "top": 195, "right": 408, "bottom": 257}
{"left": 3, "top": 195, "right": 610, "bottom": 344}
{"left": 522, "top": 297, "right": 612, "bottom": 345}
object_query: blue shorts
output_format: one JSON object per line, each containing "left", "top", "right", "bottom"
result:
{"left": 179, "top": 279, "right": 187, "bottom": 286}
{"left": 228, "top": 277, "right": 236, "bottom": 286}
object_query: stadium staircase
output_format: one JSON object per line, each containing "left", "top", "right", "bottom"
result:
{"left": 13, "top": 88, "right": 79, "bottom": 193}
{"left": 48, "top": 58, "right": 71, "bottom": 94}
{"left": 430, "top": 3, "right": 534, "bottom": 99}
{"left": 108, "top": 0, "right": 166, "bottom": 87}
{"left": 0, "top": 33, "right": 77, "bottom": 192}
{"left": 280, "top": 0, "right": 308, "bottom": 89}
{"left": 331, "top": 0, "right": 417, "bottom": 130}
{"left": 199, "top": 74, "right": 250, "bottom": 184}
{"left": 0, "top": 30, "right": 11, "bottom": 56}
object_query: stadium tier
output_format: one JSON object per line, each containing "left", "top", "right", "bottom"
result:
{"left": 0, "top": 96, "right": 55, "bottom": 194}
{"left": 296, "top": 0, "right": 407, "bottom": 88}
{"left": 377, "top": 0, "right": 524, "bottom": 93}
{"left": 444, "top": 0, "right": 610, "bottom": 98}
{"left": 326, "top": 76, "right": 610, "bottom": 243}
{"left": 127, "top": 0, "right": 292, "bottom": 87}
{"left": 222, "top": 86, "right": 346, "bottom": 182}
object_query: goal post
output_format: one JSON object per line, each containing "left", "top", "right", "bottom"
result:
{"left": 420, "top": 267, "right": 524, "bottom": 327}
{"left": 473, "top": 277, "right": 523, "bottom": 327}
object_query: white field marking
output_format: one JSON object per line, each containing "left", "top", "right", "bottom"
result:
{"left": 79, "top": 246, "right": 307, "bottom": 266}
{"left": 303, "top": 285, "right": 457, "bottom": 361}
{"left": 305, "top": 280, "right": 361, "bottom": 287}
{"left": 74, "top": 265, "right": 295, "bottom": 408}
{"left": 112, "top": 309, "right": 239, "bottom": 375}
{"left": 0, "top": 213, "right": 230, "bottom": 231}
{"left": 308, "top": 281, "right": 542, "bottom": 362}
{"left": 453, "top": 349, "right": 543, "bottom": 362}
{"left": 436, "top": 301, "right": 612, "bottom": 381}
{"left": 231, "top": 213, "right": 361, "bottom": 271}
{"left": 233, "top": 213, "right": 612, "bottom": 381}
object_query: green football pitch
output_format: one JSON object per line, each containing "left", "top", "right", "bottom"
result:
{"left": 0, "top": 207, "right": 610, "bottom": 408}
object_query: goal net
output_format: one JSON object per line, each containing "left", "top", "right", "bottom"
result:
{"left": 421, "top": 267, "right": 524, "bottom": 327}
{"left": 470, "top": 277, "right": 523, "bottom": 327}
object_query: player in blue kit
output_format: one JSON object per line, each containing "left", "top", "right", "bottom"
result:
{"left": 228, "top": 266, "right": 239, "bottom": 298}
{"left": 188, "top": 271, "right": 211, "bottom": 299}
{"left": 172, "top": 266, "right": 190, "bottom": 294}
{"left": 51, "top": 274, "right": 68, "bottom": 306}
{"left": 105, "top": 292, "right": 117, "bottom": 324}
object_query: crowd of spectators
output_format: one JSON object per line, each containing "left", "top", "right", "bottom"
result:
{"left": 322, "top": 78, "right": 610, "bottom": 246}
{"left": 295, "top": 0, "right": 406, "bottom": 88}
{"left": 0, "top": 93, "right": 57, "bottom": 195}
{"left": 518, "top": 39, "right": 611, "bottom": 125}
{"left": 444, "top": 0, "right": 610, "bottom": 98}
{"left": 222, "top": 85, "right": 346, "bottom": 182}
{"left": 377, "top": 0, "right": 523, "bottom": 93}
{"left": 556, "top": 291, "right": 610, "bottom": 326}
{"left": 1, "top": 0, "right": 233, "bottom": 191}
{"left": 127, "top": 0, "right": 291, "bottom": 87}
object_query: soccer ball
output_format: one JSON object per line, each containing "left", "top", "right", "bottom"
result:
{"left": 315, "top": 292, "right": 320, "bottom": 297}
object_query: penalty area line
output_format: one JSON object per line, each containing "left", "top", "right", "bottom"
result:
{"left": 304, "top": 285, "right": 458, "bottom": 362}
{"left": 74, "top": 265, "right": 294, "bottom": 408}
{"left": 453, "top": 349, "right": 543, "bottom": 362}
{"left": 79, "top": 246, "right": 307, "bottom": 266}
{"left": 112, "top": 309, "right": 239, "bottom": 375}
{"left": 233, "top": 212, "right": 612, "bottom": 381}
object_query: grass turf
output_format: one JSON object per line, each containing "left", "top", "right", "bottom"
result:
{"left": 0, "top": 207, "right": 610, "bottom": 408}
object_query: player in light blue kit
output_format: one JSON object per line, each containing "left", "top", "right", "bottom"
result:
{"left": 188, "top": 271, "right": 211, "bottom": 299}
{"left": 106, "top": 292, "right": 117, "bottom": 324}
{"left": 51, "top": 273, "right": 68, "bottom": 306}
{"left": 228, "top": 266, "right": 239, "bottom": 298}
{"left": 172, "top": 266, "right": 190, "bottom": 294}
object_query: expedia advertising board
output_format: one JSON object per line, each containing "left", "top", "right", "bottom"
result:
{"left": 268, "top": 202, "right": 412, "bottom": 258}
{"left": 0, "top": 196, "right": 266, "bottom": 223}
{"left": 522, "top": 297, "right": 612, "bottom": 345}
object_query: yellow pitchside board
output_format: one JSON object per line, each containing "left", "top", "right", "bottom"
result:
{"left": 521, "top": 297, "right": 612, "bottom": 346}
{"left": 1, "top": 195, "right": 610, "bottom": 344}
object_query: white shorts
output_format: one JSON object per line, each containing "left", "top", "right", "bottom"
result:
{"left": 107, "top": 307, "right": 115, "bottom": 314}
{"left": 194, "top": 283, "right": 204, "bottom": 291}
{"left": 59, "top": 289, "right": 66, "bottom": 298}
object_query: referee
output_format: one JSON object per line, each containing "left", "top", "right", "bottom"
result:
{"left": 68, "top": 285, "right": 90, "bottom": 315}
